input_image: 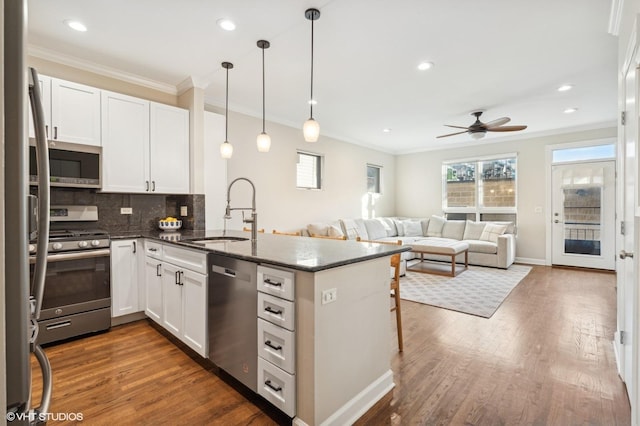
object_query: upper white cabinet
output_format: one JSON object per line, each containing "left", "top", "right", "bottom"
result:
{"left": 101, "top": 91, "right": 190, "bottom": 194}
{"left": 101, "top": 91, "right": 150, "bottom": 193}
{"left": 149, "top": 103, "right": 189, "bottom": 194}
{"left": 29, "top": 76, "right": 101, "bottom": 146}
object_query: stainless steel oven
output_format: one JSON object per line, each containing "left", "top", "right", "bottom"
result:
{"left": 29, "top": 205, "right": 111, "bottom": 344}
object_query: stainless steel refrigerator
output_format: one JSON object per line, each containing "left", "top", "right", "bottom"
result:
{"left": 5, "top": 1, "right": 53, "bottom": 424}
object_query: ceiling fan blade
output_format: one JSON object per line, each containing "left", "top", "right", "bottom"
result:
{"left": 486, "top": 125, "right": 527, "bottom": 132}
{"left": 444, "top": 125, "right": 470, "bottom": 130}
{"left": 483, "top": 117, "right": 510, "bottom": 129}
{"left": 436, "top": 130, "right": 469, "bottom": 138}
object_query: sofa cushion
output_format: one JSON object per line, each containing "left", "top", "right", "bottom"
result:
{"left": 463, "top": 220, "right": 486, "bottom": 240}
{"left": 464, "top": 239, "right": 498, "bottom": 254}
{"left": 379, "top": 218, "right": 398, "bottom": 237}
{"left": 328, "top": 225, "right": 344, "bottom": 238}
{"left": 340, "top": 219, "right": 368, "bottom": 240}
{"left": 421, "top": 218, "right": 430, "bottom": 236}
{"left": 426, "top": 215, "right": 446, "bottom": 237}
{"left": 364, "top": 219, "right": 388, "bottom": 240}
{"left": 307, "top": 222, "right": 329, "bottom": 236}
{"left": 392, "top": 219, "right": 405, "bottom": 236}
{"left": 479, "top": 223, "right": 508, "bottom": 243}
{"left": 441, "top": 220, "right": 465, "bottom": 240}
{"left": 403, "top": 220, "right": 423, "bottom": 237}
{"left": 490, "top": 221, "right": 516, "bottom": 234}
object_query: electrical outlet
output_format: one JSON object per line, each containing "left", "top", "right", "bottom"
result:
{"left": 321, "top": 288, "right": 337, "bottom": 305}
{"left": 180, "top": 206, "right": 188, "bottom": 216}
{"left": 120, "top": 207, "right": 133, "bottom": 215}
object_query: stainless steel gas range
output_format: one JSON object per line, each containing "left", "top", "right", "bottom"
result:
{"left": 29, "top": 205, "right": 111, "bottom": 344}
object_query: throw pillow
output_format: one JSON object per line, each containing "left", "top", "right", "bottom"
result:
{"left": 307, "top": 222, "right": 329, "bottom": 236}
{"left": 426, "top": 215, "right": 446, "bottom": 237}
{"left": 462, "top": 220, "right": 486, "bottom": 240}
{"left": 392, "top": 219, "right": 405, "bottom": 236}
{"left": 403, "top": 220, "right": 423, "bottom": 237}
{"left": 340, "top": 219, "right": 360, "bottom": 240}
{"left": 379, "top": 218, "right": 398, "bottom": 237}
{"left": 328, "top": 225, "right": 344, "bottom": 238}
{"left": 364, "top": 219, "right": 387, "bottom": 240}
{"left": 479, "top": 223, "right": 508, "bottom": 243}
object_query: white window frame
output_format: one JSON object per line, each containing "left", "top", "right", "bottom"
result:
{"left": 442, "top": 153, "right": 518, "bottom": 220}
{"left": 296, "top": 150, "right": 323, "bottom": 190}
{"left": 367, "top": 164, "right": 382, "bottom": 194}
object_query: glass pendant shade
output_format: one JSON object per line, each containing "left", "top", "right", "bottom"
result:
{"left": 220, "top": 141, "right": 233, "bottom": 158}
{"left": 470, "top": 131, "right": 485, "bottom": 140}
{"left": 303, "top": 118, "right": 320, "bottom": 142}
{"left": 257, "top": 132, "right": 271, "bottom": 152}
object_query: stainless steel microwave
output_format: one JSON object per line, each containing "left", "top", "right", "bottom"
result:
{"left": 29, "top": 141, "right": 101, "bottom": 188}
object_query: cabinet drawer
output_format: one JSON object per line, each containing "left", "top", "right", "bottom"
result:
{"left": 258, "top": 292, "right": 295, "bottom": 331}
{"left": 257, "top": 357, "right": 296, "bottom": 417}
{"left": 258, "top": 318, "right": 295, "bottom": 374}
{"left": 145, "top": 241, "right": 163, "bottom": 259}
{"left": 257, "top": 265, "right": 294, "bottom": 301}
{"left": 162, "top": 244, "right": 207, "bottom": 274}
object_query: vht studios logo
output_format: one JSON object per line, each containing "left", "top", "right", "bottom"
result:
{"left": 6, "top": 411, "right": 84, "bottom": 422}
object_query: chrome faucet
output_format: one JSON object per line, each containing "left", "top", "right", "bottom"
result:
{"left": 224, "top": 177, "right": 258, "bottom": 243}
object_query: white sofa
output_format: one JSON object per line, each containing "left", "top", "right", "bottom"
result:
{"left": 307, "top": 216, "right": 516, "bottom": 273}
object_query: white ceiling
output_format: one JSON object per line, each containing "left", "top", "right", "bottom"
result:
{"left": 27, "top": 0, "right": 618, "bottom": 154}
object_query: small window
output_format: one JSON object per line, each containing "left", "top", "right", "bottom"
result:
{"left": 552, "top": 144, "right": 615, "bottom": 163}
{"left": 296, "top": 151, "right": 322, "bottom": 190}
{"left": 367, "top": 164, "right": 381, "bottom": 194}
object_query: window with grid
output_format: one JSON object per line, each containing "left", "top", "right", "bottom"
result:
{"left": 296, "top": 151, "right": 323, "bottom": 190}
{"left": 367, "top": 164, "right": 381, "bottom": 194}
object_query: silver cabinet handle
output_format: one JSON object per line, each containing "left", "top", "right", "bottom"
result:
{"left": 620, "top": 250, "right": 634, "bottom": 259}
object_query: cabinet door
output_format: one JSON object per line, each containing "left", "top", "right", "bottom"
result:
{"left": 50, "top": 78, "right": 101, "bottom": 146}
{"left": 111, "top": 239, "right": 140, "bottom": 317}
{"left": 162, "top": 262, "right": 183, "bottom": 337}
{"left": 149, "top": 102, "right": 189, "bottom": 194}
{"left": 28, "top": 75, "right": 51, "bottom": 139}
{"left": 101, "top": 91, "right": 150, "bottom": 192}
{"left": 144, "top": 256, "right": 163, "bottom": 324}
{"left": 182, "top": 269, "right": 208, "bottom": 357}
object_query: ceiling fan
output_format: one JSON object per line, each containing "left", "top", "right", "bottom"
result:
{"left": 437, "top": 111, "right": 527, "bottom": 140}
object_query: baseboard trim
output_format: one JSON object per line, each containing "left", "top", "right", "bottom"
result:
{"left": 515, "top": 257, "right": 546, "bottom": 265}
{"left": 293, "top": 369, "right": 395, "bottom": 426}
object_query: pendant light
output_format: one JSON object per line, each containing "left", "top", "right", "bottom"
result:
{"left": 303, "top": 8, "right": 321, "bottom": 142}
{"left": 256, "top": 40, "right": 271, "bottom": 152}
{"left": 220, "top": 61, "right": 234, "bottom": 159}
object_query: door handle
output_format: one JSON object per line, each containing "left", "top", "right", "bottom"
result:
{"left": 554, "top": 220, "right": 563, "bottom": 224}
{"left": 620, "top": 250, "right": 634, "bottom": 259}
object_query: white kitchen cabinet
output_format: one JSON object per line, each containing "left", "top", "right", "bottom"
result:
{"left": 101, "top": 91, "right": 150, "bottom": 193}
{"left": 149, "top": 103, "right": 189, "bottom": 194}
{"left": 145, "top": 254, "right": 164, "bottom": 325}
{"left": 111, "top": 239, "right": 141, "bottom": 317}
{"left": 101, "top": 91, "right": 189, "bottom": 194}
{"left": 161, "top": 261, "right": 183, "bottom": 336}
{"left": 29, "top": 76, "right": 101, "bottom": 146}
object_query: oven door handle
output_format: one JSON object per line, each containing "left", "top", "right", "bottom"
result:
{"left": 29, "top": 248, "right": 111, "bottom": 264}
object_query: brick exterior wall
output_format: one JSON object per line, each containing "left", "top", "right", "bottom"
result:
{"left": 446, "top": 179, "right": 515, "bottom": 208}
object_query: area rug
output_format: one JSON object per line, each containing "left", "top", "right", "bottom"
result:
{"left": 400, "top": 263, "right": 532, "bottom": 318}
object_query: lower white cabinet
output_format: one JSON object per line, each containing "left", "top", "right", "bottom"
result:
{"left": 143, "top": 240, "right": 208, "bottom": 357}
{"left": 111, "top": 239, "right": 141, "bottom": 317}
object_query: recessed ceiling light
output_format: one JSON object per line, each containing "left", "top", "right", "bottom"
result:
{"left": 564, "top": 107, "right": 578, "bottom": 114}
{"left": 64, "top": 20, "right": 87, "bottom": 32}
{"left": 417, "top": 61, "right": 434, "bottom": 71}
{"left": 217, "top": 18, "right": 236, "bottom": 31}
{"left": 383, "top": 128, "right": 392, "bottom": 133}
{"left": 558, "top": 84, "right": 573, "bottom": 92}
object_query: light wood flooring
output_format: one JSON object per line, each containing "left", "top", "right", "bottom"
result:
{"left": 32, "top": 265, "right": 630, "bottom": 425}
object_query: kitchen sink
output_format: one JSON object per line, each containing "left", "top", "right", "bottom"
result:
{"left": 188, "top": 236, "right": 249, "bottom": 244}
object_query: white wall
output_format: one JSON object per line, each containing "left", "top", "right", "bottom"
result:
{"left": 217, "top": 109, "right": 396, "bottom": 233}
{"left": 396, "top": 127, "right": 616, "bottom": 262}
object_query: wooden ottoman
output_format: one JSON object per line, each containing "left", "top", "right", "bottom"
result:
{"left": 407, "top": 240, "right": 469, "bottom": 277}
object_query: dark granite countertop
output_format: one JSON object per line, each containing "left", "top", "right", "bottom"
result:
{"left": 111, "top": 229, "right": 410, "bottom": 272}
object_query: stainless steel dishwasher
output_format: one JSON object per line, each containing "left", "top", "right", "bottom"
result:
{"left": 208, "top": 254, "right": 258, "bottom": 392}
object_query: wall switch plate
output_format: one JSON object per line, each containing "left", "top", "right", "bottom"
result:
{"left": 120, "top": 207, "right": 133, "bottom": 215}
{"left": 321, "top": 288, "right": 337, "bottom": 305}
{"left": 180, "top": 206, "right": 188, "bottom": 216}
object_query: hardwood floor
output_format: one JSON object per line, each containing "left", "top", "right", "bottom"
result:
{"left": 32, "top": 266, "right": 630, "bottom": 425}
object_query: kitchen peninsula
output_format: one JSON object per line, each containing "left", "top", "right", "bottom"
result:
{"left": 113, "top": 230, "right": 409, "bottom": 426}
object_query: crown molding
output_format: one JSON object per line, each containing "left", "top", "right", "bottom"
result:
{"left": 28, "top": 44, "right": 178, "bottom": 95}
{"left": 177, "top": 76, "right": 211, "bottom": 95}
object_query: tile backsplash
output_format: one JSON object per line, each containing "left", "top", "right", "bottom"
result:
{"left": 33, "top": 187, "right": 205, "bottom": 233}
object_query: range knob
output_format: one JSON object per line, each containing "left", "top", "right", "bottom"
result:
{"left": 52, "top": 242, "right": 63, "bottom": 250}
{"left": 78, "top": 241, "right": 89, "bottom": 248}
{"left": 91, "top": 240, "right": 101, "bottom": 247}
{"left": 28, "top": 244, "right": 36, "bottom": 254}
